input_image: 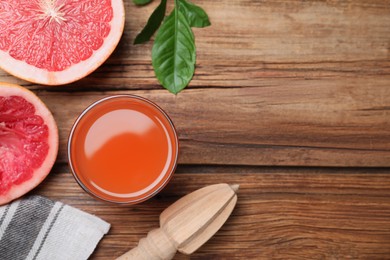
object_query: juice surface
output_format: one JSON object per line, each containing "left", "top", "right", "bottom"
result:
{"left": 69, "top": 96, "right": 178, "bottom": 203}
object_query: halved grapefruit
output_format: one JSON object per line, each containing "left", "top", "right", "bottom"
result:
{"left": 0, "top": 0, "right": 125, "bottom": 85}
{"left": 0, "top": 82, "right": 58, "bottom": 205}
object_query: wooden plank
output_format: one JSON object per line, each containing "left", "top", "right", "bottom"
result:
{"left": 33, "top": 169, "right": 390, "bottom": 259}
{"left": 36, "top": 78, "right": 390, "bottom": 166}
{"left": 0, "top": 0, "right": 389, "bottom": 90}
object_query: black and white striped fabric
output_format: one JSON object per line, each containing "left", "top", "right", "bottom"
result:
{"left": 0, "top": 196, "right": 110, "bottom": 260}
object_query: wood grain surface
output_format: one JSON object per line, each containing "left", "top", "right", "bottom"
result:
{"left": 33, "top": 168, "right": 390, "bottom": 259}
{"left": 1, "top": 0, "right": 389, "bottom": 167}
{"left": 1, "top": 0, "right": 390, "bottom": 259}
{"left": 36, "top": 83, "right": 390, "bottom": 167}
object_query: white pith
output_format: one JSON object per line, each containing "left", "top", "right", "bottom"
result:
{"left": 38, "top": 0, "right": 67, "bottom": 24}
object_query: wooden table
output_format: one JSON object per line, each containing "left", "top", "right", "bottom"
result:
{"left": 2, "top": 0, "right": 390, "bottom": 258}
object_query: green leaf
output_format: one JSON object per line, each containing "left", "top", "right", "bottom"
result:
{"left": 152, "top": 8, "right": 196, "bottom": 94}
{"left": 178, "top": 0, "right": 211, "bottom": 28}
{"left": 134, "top": 0, "right": 167, "bottom": 44}
{"left": 133, "top": 0, "right": 153, "bottom": 6}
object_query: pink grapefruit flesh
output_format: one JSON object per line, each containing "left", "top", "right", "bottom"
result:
{"left": 0, "top": 0, "right": 125, "bottom": 85}
{"left": 0, "top": 82, "right": 58, "bottom": 205}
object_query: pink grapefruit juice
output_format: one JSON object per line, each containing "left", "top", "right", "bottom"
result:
{"left": 68, "top": 95, "right": 178, "bottom": 204}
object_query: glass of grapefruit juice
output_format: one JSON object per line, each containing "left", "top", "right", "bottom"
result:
{"left": 68, "top": 95, "right": 178, "bottom": 204}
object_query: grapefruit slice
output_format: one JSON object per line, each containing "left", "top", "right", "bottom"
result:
{"left": 0, "top": 0, "right": 125, "bottom": 85}
{"left": 0, "top": 82, "right": 58, "bottom": 205}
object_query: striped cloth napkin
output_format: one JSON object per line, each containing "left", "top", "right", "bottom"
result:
{"left": 0, "top": 195, "right": 110, "bottom": 260}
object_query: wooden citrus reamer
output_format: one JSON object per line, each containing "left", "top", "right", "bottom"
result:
{"left": 117, "top": 183, "right": 239, "bottom": 260}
